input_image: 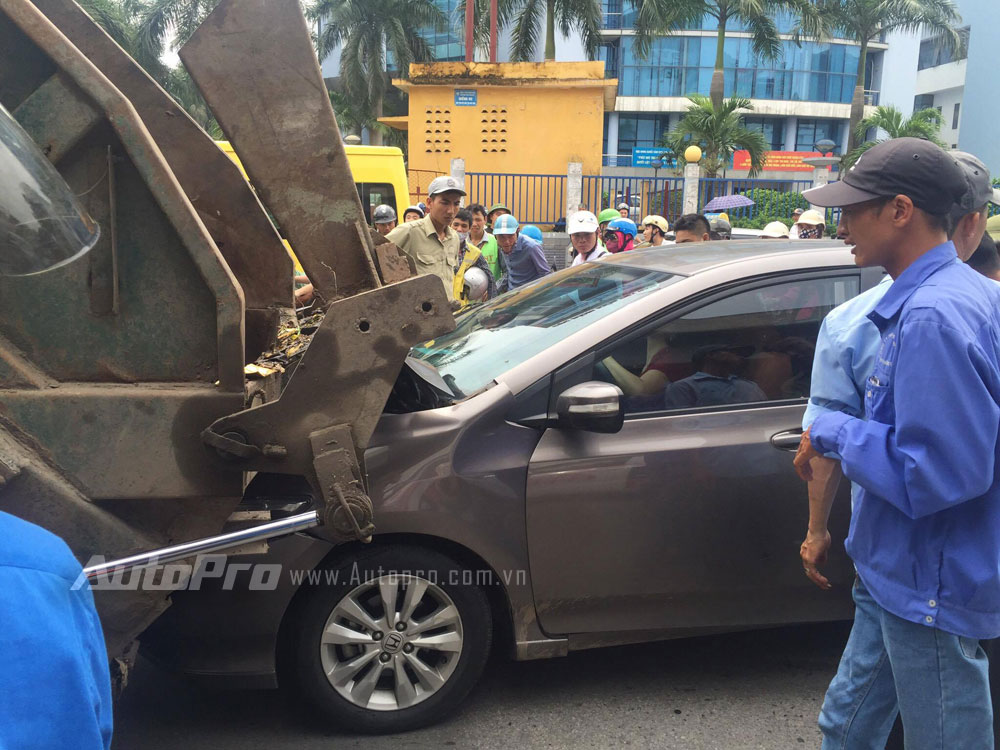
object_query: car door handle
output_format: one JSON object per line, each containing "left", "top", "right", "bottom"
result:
{"left": 770, "top": 429, "right": 804, "bottom": 451}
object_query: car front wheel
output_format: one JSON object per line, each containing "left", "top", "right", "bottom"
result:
{"left": 287, "top": 546, "right": 493, "bottom": 734}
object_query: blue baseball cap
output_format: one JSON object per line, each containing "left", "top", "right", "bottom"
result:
{"left": 493, "top": 214, "right": 520, "bottom": 235}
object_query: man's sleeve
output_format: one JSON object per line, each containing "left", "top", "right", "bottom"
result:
{"left": 811, "top": 318, "right": 999, "bottom": 519}
{"left": 531, "top": 244, "right": 551, "bottom": 276}
{"left": 802, "top": 317, "right": 863, "bottom": 430}
{"left": 385, "top": 224, "right": 410, "bottom": 253}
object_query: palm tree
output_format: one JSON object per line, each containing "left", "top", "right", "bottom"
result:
{"left": 505, "top": 0, "right": 601, "bottom": 61}
{"left": 78, "top": 0, "right": 223, "bottom": 134}
{"left": 306, "top": 0, "right": 446, "bottom": 146}
{"left": 626, "top": 0, "right": 826, "bottom": 110}
{"left": 843, "top": 105, "right": 945, "bottom": 167}
{"left": 663, "top": 94, "right": 769, "bottom": 177}
{"left": 818, "top": 0, "right": 960, "bottom": 154}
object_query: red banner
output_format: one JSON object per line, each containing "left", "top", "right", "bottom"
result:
{"left": 733, "top": 150, "right": 830, "bottom": 172}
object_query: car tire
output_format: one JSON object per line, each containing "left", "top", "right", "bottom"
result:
{"left": 287, "top": 545, "right": 493, "bottom": 734}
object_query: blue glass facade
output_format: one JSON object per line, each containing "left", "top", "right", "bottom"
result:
{"left": 606, "top": 37, "right": 859, "bottom": 104}
{"left": 424, "top": 0, "right": 465, "bottom": 61}
{"left": 389, "top": 0, "right": 464, "bottom": 66}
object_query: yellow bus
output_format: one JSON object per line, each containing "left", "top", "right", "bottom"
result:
{"left": 216, "top": 141, "right": 410, "bottom": 226}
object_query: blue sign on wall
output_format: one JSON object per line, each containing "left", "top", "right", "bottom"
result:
{"left": 455, "top": 89, "right": 478, "bottom": 106}
{"left": 631, "top": 147, "right": 674, "bottom": 168}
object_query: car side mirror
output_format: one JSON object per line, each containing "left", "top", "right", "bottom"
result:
{"left": 556, "top": 382, "right": 625, "bottom": 434}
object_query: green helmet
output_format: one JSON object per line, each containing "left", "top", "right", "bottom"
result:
{"left": 598, "top": 208, "right": 620, "bottom": 225}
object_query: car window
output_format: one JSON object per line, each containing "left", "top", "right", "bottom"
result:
{"left": 411, "top": 263, "right": 681, "bottom": 398}
{"left": 356, "top": 182, "right": 396, "bottom": 224}
{"left": 595, "top": 275, "right": 860, "bottom": 414}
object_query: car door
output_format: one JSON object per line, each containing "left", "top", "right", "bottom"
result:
{"left": 525, "top": 270, "right": 860, "bottom": 636}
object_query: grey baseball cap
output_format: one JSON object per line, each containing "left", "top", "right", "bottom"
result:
{"left": 427, "top": 175, "right": 467, "bottom": 197}
{"left": 803, "top": 137, "right": 966, "bottom": 215}
{"left": 950, "top": 151, "right": 1000, "bottom": 218}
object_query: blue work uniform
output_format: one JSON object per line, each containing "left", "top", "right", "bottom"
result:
{"left": 811, "top": 243, "right": 1000, "bottom": 639}
{"left": 0, "top": 511, "right": 113, "bottom": 750}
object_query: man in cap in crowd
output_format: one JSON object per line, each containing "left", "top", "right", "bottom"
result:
{"left": 792, "top": 137, "right": 1000, "bottom": 749}
{"left": 467, "top": 203, "right": 501, "bottom": 281}
{"left": 672, "top": 213, "right": 712, "bottom": 243}
{"left": 493, "top": 214, "right": 551, "bottom": 292}
{"left": 486, "top": 203, "right": 510, "bottom": 232}
{"left": 789, "top": 207, "right": 805, "bottom": 237}
{"left": 386, "top": 175, "right": 464, "bottom": 301}
{"left": 604, "top": 217, "right": 638, "bottom": 253}
{"left": 793, "top": 209, "right": 826, "bottom": 239}
{"left": 402, "top": 205, "right": 424, "bottom": 223}
{"left": 759, "top": 220, "right": 790, "bottom": 239}
{"left": 372, "top": 204, "right": 397, "bottom": 236}
{"left": 636, "top": 215, "right": 669, "bottom": 248}
{"left": 617, "top": 202, "right": 631, "bottom": 218}
{"left": 709, "top": 216, "right": 732, "bottom": 240}
{"left": 597, "top": 207, "right": 620, "bottom": 236}
{"left": 568, "top": 210, "right": 609, "bottom": 266}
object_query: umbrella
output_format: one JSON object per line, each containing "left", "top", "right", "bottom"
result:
{"left": 703, "top": 194, "right": 755, "bottom": 211}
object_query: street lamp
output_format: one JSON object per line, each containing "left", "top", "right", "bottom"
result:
{"left": 814, "top": 138, "right": 837, "bottom": 157}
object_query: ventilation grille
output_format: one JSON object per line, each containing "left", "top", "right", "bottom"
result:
{"left": 423, "top": 107, "right": 452, "bottom": 153}
{"left": 479, "top": 106, "right": 507, "bottom": 152}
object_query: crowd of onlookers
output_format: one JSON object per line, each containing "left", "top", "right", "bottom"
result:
{"left": 292, "top": 172, "right": 1000, "bottom": 311}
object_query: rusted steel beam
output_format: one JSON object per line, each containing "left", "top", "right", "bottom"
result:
{"left": 180, "top": 0, "right": 381, "bottom": 302}
{"left": 29, "top": 0, "right": 294, "bottom": 356}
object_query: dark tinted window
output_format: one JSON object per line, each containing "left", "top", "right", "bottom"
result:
{"left": 596, "top": 275, "right": 859, "bottom": 414}
{"left": 356, "top": 183, "right": 396, "bottom": 225}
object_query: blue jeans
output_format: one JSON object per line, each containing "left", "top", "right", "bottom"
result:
{"left": 820, "top": 577, "right": 993, "bottom": 750}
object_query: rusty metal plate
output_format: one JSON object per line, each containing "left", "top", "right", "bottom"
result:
{"left": 180, "top": 0, "right": 380, "bottom": 302}
{"left": 204, "top": 275, "right": 453, "bottom": 474}
{"left": 29, "top": 0, "right": 294, "bottom": 356}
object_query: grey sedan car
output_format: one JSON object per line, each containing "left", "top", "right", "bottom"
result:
{"left": 144, "top": 241, "right": 879, "bottom": 733}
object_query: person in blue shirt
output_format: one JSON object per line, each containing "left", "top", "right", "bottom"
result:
{"left": 794, "top": 138, "right": 1000, "bottom": 749}
{"left": 492, "top": 214, "right": 552, "bottom": 292}
{"left": 662, "top": 344, "right": 766, "bottom": 408}
{"left": 0, "top": 511, "right": 113, "bottom": 749}
{"left": 800, "top": 150, "right": 1000, "bottom": 592}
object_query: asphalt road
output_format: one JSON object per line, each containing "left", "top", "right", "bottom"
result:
{"left": 114, "top": 621, "right": 853, "bottom": 750}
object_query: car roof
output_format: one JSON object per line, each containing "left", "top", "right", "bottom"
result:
{"left": 601, "top": 239, "right": 851, "bottom": 277}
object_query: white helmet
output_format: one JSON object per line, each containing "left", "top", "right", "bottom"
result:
{"left": 462, "top": 267, "right": 490, "bottom": 302}
{"left": 567, "top": 210, "right": 599, "bottom": 235}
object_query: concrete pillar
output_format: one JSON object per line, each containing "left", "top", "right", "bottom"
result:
{"left": 809, "top": 167, "right": 831, "bottom": 213}
{"left": 450, "top": 157, "right": 465, "bottom": 184}
{"left": 450, "top": 158, "right": 466, "bottom": 205}
{"left": 783, "top": 117, "right": 798, "bottom": 152}
{"left": 605, "top": 113, "right": 619, "bottom": 167}
{"left": 682, "top": 163, "right": 700, "bottom": 215}
{"left": 567, "top": 162, "right": 583, "bottom": 217}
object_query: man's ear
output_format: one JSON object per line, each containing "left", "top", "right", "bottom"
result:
{"left": 889, "top": 195, "right": 916, "bottom": 226}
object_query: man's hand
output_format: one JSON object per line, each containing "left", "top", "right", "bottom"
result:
{"left": 800, "top": 529, "right": 833, "bottom": 589}
{"left": 793, "top": 427, "right": 821, "bottom": 481}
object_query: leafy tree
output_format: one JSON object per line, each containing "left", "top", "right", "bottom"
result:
{"left": 843, "top": 105, "right": 945, "bottom": 166}
{"left": 329, "top": 90, "right": 407, "bottom": 154}
{"left": 307, "top": 0, "right": 446, "bottom": 146}
{"left": 627, "top": 0, "right": 826, "bottom": 109}
{"left": 663, "top": 94, "right": 769, "bottom": 177}
{"left": 818, "top": 0, "right": 960, "bottom": 153}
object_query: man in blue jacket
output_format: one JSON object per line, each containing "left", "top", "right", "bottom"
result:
{"left": 794, "top": 138, "right": 1000, "bottom": 749}
{"left": 492, "top": 214, "right": 552, "bottom": 292}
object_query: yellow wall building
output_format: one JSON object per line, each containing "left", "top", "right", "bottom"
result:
{"left": 385, "top": 62, "right": 616, "bottom": 220}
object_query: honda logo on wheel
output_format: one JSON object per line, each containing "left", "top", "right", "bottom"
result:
{"left": 383, "top": 632, "right": 404, "bottom": 653}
